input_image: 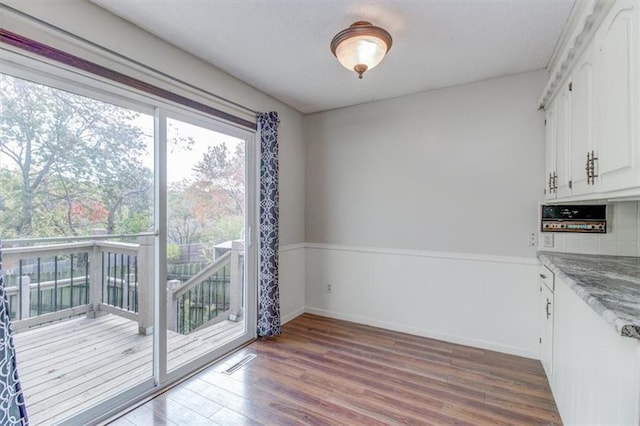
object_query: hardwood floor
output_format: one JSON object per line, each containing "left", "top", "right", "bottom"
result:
{"left": 111, "top": 314, "right": 561, "bottom": 425}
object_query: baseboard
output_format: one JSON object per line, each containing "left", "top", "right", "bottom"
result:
{"left": 304, "top": 307, "right": 539, "bottom": 360}
{"left": 281, "top": 307, "right": 305, "bottom": 325}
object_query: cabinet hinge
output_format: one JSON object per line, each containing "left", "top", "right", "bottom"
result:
{"left": 569, "top": 81, "right": 573, "bottom": 91}
{"left": 569, "top": 180, "right": 573, "bottom": 189}
{"left": 539, "top": 337, "right": 542, "bottom": 344}
{"left": 544, "top": 119, "right": 547, "bottom": 125}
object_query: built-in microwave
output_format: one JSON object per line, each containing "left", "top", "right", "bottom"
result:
{"left": 541, "top": 205, "right": 606, "bottom": 233}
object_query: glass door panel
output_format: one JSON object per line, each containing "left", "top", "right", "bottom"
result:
{"left": 165, "top": 116, "right": 254, "bottom": 372}
{"left": 0, "top": 72, "right": 155, "bottom": 424}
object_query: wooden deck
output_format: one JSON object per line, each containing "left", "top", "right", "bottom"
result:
{"left": 13, "top": 313, "right": 244, "bottom": 425}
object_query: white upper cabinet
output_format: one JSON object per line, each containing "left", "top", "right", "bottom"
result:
{"left": 540, "top": 0, "right": 640, "bottom": 202}
{"left": 545, "top": 105, "right": 557, "bottom": 200}
{"left": 569, "top": 44, "right": 595, "bottom": 196}
{"left": 593, "top": 2, "right": 640, "bottom": 193}
{"left": 545, "top": 81, "right": 572, "bottom": 200}
{"left": 555, "top": 86, "right": 572, "bottom": 199}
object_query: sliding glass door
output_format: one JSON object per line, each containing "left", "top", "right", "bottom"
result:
{"left": 161, "top": 113, "right": 257, "bottom": 376}
{"left": 0, "top": 57, "right": 257, "bottom": 423}
{"left": 0, "top": 70, "right": 156, "bottom": 424}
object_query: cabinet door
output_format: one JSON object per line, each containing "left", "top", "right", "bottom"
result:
{"left": 555, "top": 87, "right": 572, "bottom": 198}
{"left": 544, "top": 106, "right": 556, "bottom": 200}
{"left": 594, "top": 2, "right": 640, "bottom": 192}
{"left": 540, "top": 284, "right": 554, "bottom": 378}
{"left": 551, "top": 277, "right": 640, "bottom": 425}
{"left": 570, "top": 44, "right": 595, "bottom": 196}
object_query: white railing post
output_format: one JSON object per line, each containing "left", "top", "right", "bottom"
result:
{"left": 167, "top": 279, "right": 180, "bottom": 332}
{"left": 87, "top": 243, "right": 104, "bottom": 318}
{"left": 20, "top": 276, "right": 31, "bottom": 320}
{"left": 137, "top": 236, "right": 155, "bottom": 335}
{"left": 121, "top": 269, "right": 129, "bottom": 311}
{"left": 87, "top": 229, "right": 107, "bottom": 318}
{"left": 229, "top": 240, "right": 244, "bottom": 321}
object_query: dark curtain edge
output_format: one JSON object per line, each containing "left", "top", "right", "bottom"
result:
{"left": 256, "top": 112, "right": 282, "bottom": 337}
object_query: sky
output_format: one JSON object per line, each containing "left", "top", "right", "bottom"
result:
{"left": 136, "top": 114, "right": 245, "bottom": 184}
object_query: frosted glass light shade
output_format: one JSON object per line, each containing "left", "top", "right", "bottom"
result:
{"left": 331, "top": 21, "right": 392, "bottom": 79}
{"left": 334, "top": 36, "right": 387, "bottom": 71}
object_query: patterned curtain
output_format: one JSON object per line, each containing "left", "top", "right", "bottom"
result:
{"left": 0, "top": 241, "right": 29, "bottom": 425}
{"left": 256, "top": 112, "right": 281, "bottom": 337}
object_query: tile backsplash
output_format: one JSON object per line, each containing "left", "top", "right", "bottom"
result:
{"left": 540, "top": 201, "right": 640, "bottom": 257}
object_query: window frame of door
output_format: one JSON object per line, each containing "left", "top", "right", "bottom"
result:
{"left": 0, "top": 50, "right": 258, "bottom": 424}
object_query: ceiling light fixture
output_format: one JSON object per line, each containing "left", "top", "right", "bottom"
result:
{"left": 330, "top": 21, "right": 393, "bottom": 79}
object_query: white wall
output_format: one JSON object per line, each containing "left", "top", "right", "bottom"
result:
{"left": 2, "top": 0, "right": 307, "bottom": 320}
{"left": 306, "top": 70, "right": 547, "bottom": 257}
{"left": 540, "top": 201, "right": 640, "bottom": 257}
{"left": 304, "top": 71, "right": 548, "bottom": 358}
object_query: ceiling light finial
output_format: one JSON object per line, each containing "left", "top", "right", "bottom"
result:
{"left": 330, "top": 21, "right": 392, "bottom": 79}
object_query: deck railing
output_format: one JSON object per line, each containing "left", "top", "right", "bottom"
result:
{"left": 168, "top": 240, "right": 244, "bottom": 334}
{"left": 2, "top": 237, "right": 152, "bottom": 333}
{"left": 2, "top": 236, "right": 243, "bottom": 335}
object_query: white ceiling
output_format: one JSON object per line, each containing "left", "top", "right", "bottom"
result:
{"left": 92, "top": 0, "right": 575, "bottom": 114}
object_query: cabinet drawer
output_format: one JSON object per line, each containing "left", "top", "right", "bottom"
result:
{"left": 539, "top": 265, "right": 554, "bottom": 292}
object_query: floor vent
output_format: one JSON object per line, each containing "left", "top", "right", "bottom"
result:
{"left": 222, "top": 354, "right": 256, "bottom": 375}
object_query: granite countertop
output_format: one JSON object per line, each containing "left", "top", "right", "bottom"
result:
{"left": 537, "top": 251, "right": 640, "bottom": 339}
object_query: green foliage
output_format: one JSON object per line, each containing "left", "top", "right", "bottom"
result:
{"left": 1, "top": 73, "right": 247, "bottom": 247}
{"left": 205, "top": 215, "right": 244, "bottom": 245}
{"left": 0, "top": 73, "right": 154, "bottom": 238}
{"left": 113, "top": 209, "right": 153, "bottom": 235}
{"left": 0, "top": 170, "right": 21, "bottom": 238}
{"left": 166, "top": 242, "right": 181, "bottom": 261}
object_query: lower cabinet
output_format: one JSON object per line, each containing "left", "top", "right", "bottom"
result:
{"left": 549, "top": 276, "right": 640, "bottom": 424}
{"left": 539, "top": 267, "right": 554, "bottom": 377}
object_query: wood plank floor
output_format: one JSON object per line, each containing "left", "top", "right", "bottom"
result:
{"left": 111, "top": 313, "right": 562, "bottom": 425}
{"left": 13, "top": 314, "right": 243, "bottom": 425}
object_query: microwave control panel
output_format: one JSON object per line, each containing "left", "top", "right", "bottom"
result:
{"left": 541, "top": 220, "right": 606, "bottom": 233}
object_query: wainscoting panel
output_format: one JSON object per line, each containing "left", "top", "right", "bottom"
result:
{"left": 305, "top": 244, "right": 540, "bottom": 359}
{"left": 278, "top": 244, "right": 306, "bottom": 324}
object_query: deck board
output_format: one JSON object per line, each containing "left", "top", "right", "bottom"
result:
{"left": 12, "top": 313, "right": 243, "bottom": 425}
{"left": 17, "top": 319, "right": 135, "bottom": 364}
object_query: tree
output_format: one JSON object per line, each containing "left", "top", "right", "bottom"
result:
{"left": 165, "top": 141, "right": 245, "bottom": 249}
{"left": 0, "top": 73, "right": 153, "bottom": 237}
{"left": 192, "top": 142, "right": 245, "bottom": 216}
{"left": 167, "top": 182, "right": 203, "bottom": 245}
{"left": 0, "top": 170, "right": 23, "bottom": 239}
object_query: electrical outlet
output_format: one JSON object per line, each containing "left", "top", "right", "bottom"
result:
{"left": 327, "top": 283, "right": 332, "bottom": 294}
{"left": 529, "top": 232, "right": 538, "bottom": 247}
{"left": 543, "top": 233, "right": 554, "bottom": 248}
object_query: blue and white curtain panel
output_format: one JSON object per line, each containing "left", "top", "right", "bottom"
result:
{"left": 0, "top": 241, "right": 29, "bottom": 425}
{"left": 256, "top": 112, "right": 282, "bottom": 337}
